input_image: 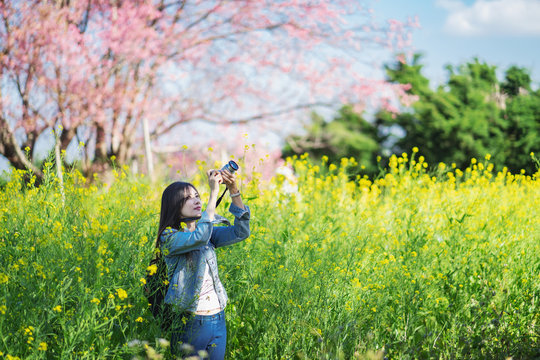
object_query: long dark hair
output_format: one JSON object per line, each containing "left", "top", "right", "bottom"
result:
{"left": 155, "top": 181, "right": 199, "bottom": 247}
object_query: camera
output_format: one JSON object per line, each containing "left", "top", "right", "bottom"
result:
{"left": 220, "top": 160, "right": 239, "bottom": 174}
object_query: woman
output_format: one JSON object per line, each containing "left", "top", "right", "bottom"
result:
{"left": 156, "top": 168, "right": 250, "bottom": 359}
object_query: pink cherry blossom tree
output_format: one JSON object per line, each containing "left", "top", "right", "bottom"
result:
{"left": 0, "top": 0, "right": 418, "bottom": 177}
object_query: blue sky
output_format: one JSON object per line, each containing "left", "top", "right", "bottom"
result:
{"left": 372, "top": 0, "right": 540, "bottom": 87}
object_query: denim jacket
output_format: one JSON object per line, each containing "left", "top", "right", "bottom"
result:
{"left": 160, "top": 203, "right": 250, "bottom": 313}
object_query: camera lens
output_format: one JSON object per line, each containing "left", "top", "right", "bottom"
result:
{"left": 221, "top": 160, "right": 239, "bottom": 173}
{"left": 227, "top": 161, "right": 239, "bottom": 172}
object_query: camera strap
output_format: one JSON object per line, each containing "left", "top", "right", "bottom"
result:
{"left": 215, "top": 187, "right": 228, "bottom": 208}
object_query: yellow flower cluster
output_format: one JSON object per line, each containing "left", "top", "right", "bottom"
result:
{"left": 0, "top": 150, "right": 537, "bottom": 358}
{"left": 116, "top": 288, "right": 128, "bottom": 300}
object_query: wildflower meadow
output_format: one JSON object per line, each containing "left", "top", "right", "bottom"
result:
{"left": 0, "top": 151, "right": 539, "bottom": 359}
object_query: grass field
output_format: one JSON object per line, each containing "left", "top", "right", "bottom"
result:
{"left": 0, "top": 152, "right": 539, "bottom": 359}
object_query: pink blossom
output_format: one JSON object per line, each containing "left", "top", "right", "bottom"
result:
{"left": 1, "top": 0, "right": 418, "bottom": 171}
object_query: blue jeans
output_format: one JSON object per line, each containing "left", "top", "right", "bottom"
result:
{"left": 170, "top": 310, "right": 227, "bottom": 360}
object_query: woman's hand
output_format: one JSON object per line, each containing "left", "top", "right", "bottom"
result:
{"left": 207, "top": 169, "right": 222, "bottom": 193}
{"left": 205, "top": 170, "right": 222, "bottom": 221}
{"left": 221, "top": 169, "right": 245, "bottom": 210}
{"left": 220, "top": 169, "right": 238, "bottom": 192}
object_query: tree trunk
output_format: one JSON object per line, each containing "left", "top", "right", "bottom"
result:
{"left": 142, "top": 117, "right": 154, "bottom": 181}
{"left": 95, "top": 124, "right": 108, "bottom": 162}
{"left": 0, "top": 120, "right": 44, "bottom": 178}
{"left": 60, "top": 126, "right": 77, "bottom": 150}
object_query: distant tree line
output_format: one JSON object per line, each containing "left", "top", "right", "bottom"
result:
{"left": 283, "top": 55, "right": 540, "bottom": 176}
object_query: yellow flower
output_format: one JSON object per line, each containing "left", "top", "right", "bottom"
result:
{"left": 147, "top": 264, "right": 158, "bottom": 276}
{"left": 0, "top": 305, "right": 6, "bottom": 314}
{"left": 53, "top": 305, "right": 62, "bottom": 313}
{"left": 90, "top": 298, "right": 100, "bottom": 304}
{"left": 412, "top": 147, "right": 419, "bottom": 153}
{"left": 140, "top": 278, "right": 147, "bottom": 285}
{"left": 0, "top": 273, "right": 8, "bottom": 284}
{"left": 116, "top": 288, "right": 128, "bottom": 300}
{"left": 38, "top": 342, "right": 48, "bottom": 351}
{"left": 135, "top": 317, "right": 144, "bottom": 323}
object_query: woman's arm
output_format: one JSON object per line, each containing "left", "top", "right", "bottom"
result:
{"left": 228, "top": 185, "right": 245, "bottom": 210}
{"left": 209, "top": 168, "right": 250, "bottom": 248}
{"left": 221, "top": 169, "right": 245, "bottom": 210}
{"left": 210, "top": 204, "right": 250, "bottom": 248}
{"left": 205, "top": 169, "right": 222, "bottom": 221}
{"left": 161, "top": 214, "right": 213, "bottom": 256}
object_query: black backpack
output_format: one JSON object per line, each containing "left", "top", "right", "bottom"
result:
{"left": 143, "top": 250, "right": 172, "bottom": 330}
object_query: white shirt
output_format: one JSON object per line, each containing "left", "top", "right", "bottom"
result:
{"left": 195, "top": 260, "right": 222, "bottom": 314}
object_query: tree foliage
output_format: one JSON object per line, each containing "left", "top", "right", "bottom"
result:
{"left": 0, "top": 0, "right": 417, "bottom": 177}
{"left": 283, "top": 56, "right": 539, "bottom": 174}
{"left": 282, "top": 106, "right": 383, "bottom": 175}
{"left": 377, "top": 55, "right": 539, "bottom": 173}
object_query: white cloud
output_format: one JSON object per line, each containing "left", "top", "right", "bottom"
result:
{"left": 436, "top": 0, "right": 540, "bottom": 36}
{"left": 436, "top": 0, "right": 467, "bottom": 12}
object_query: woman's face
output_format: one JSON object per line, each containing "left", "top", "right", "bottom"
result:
{"left": 180, "top": 186, "right": 202, "bottom": 218}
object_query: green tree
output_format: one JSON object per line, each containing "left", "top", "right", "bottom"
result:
{"left": 502, "top": 92, "right": 540, "bottom": 171}
{"left": 377, "top": 55, "right": 539, "bottom": 173}
{"left": 282, "top": 106, "right": 382, "bottom": 175}
{"left": 283, "top": 56, "right": 538, "bottom": 175}
{"left": 501, "top": 66, "right": 532, "bottom": 96}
